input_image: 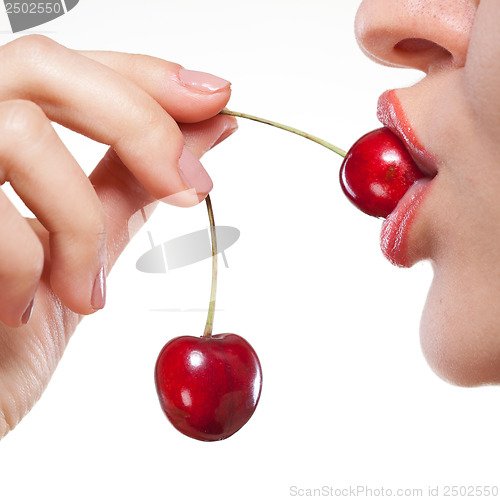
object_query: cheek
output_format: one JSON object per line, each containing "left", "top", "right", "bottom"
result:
{"left": 465, "top": 0, "right": 500, "bottom": 140}
{"left": 420, "top": 264, "right": 500, "bottom": 386}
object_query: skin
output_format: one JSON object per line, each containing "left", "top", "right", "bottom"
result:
{"left": 0, "top": 35, "right": 236, "bottom": 438}
{"left": 355, "top": 0, "right": 500, "bottom": 386}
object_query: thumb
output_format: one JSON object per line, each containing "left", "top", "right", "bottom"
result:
{"left": 89, "top": 114, "right": 237, "bottom": 272}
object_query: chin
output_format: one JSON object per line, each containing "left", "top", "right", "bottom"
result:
{"left": 421, "top": 331, "right": 500, "bottom": 387}
{"left": 419, "top": 273, "right": 500, "bottom": 387}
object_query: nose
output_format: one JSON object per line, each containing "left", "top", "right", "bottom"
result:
{"left": 355, "top": 0, "right": 476, "bottom": 73}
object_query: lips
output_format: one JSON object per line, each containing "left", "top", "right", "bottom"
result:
{"left": 377, "top": 90, "right": 437, "bottom": 267}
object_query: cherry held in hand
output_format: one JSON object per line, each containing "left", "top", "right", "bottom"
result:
{"left": 155, "top": 196, "right": 262, "bottom": 441}
{"left": 155, "top": 333, "right": 262, "bottom": 441}
{"left": 220, "top": 110, "right": 424, "bottom": 218}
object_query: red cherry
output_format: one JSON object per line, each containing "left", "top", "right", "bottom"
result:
{"left": 155, "top": 333, "right": 262, "bottom": 441}
{"left": 339, "top": 127, "right": 424, "bottom": 218}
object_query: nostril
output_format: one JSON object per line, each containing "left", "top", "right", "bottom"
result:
{"left": 395, "top": 38, "right": 432, "bottom": 52}
{"left": 394, "top": 38, "right": 453, "bottom": 68}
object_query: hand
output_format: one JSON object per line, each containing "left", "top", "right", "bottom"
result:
{"left": 0, "top": 35, "right": 237, "bottom": 438}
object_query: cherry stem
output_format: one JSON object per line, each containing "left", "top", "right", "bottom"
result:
{"left": 203, "top": 194, "right": 217, "bottom": 338}
{"left": 203, "top": 111, "right": 344, "bottom": 338}
{"left": 220, "top": 109, "right": 346, "bottom": 158}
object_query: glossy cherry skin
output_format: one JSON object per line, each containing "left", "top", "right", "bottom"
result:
{"left": 339, "top": 127, "right": 424, "bottom": 218}
{"left": 155, "top": 333, "right": 262, "bottom": 441}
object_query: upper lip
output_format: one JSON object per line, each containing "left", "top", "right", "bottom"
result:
{"left": 377, "top": 89, "right": 438, "bottom": 179}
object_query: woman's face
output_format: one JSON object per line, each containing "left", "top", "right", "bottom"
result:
{"left": 354, "top": 0, "right": 500, "bottom": 386}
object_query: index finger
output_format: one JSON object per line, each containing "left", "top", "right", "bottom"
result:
{"left": 79, "top": 51, "right": 232, "bottom": 124}
{"left": 0, "top": 36, "right": 230, "bottom": 205}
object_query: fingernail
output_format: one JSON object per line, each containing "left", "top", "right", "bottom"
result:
{"left": 21, "top": 298, "right": 34, "bottom": 325}
{"left": 211, "top": 121, "right": 238, "bottom": 149}
{"left": 178, "top": 145, "right": 213, "bottom": 197}
{"left": 178, "top": 68, "right": 231, "bottom": 93}
{"left": 91, "top": 267, "right": 106, "bottom": 311}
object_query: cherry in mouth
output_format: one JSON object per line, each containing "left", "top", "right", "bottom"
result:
{"left": 339, "top": 127, "right": 424, "bottom": 218}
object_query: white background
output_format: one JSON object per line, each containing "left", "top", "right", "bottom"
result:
{"left": 0, "top": 1, "right": 499, "bottom": 499}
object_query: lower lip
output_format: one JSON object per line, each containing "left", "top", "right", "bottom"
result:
{"left": 380, "top": 178, "right": 432, "bottom": 267}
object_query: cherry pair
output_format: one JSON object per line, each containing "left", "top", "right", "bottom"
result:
{"left": 154, "top": 109, "right": 423, "bottom": 441}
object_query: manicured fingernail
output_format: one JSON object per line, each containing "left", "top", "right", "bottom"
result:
{"left": 178, "top": 145, "right": 213, "bottom": 196}
{"left": 210, "top": 120, "right": 238, "bottom": 149}
{"left": 21, "top": 298, "right": 34, "bottom": 325}
{"left": 178, "top": 68, "right": 230, "bottom": 93}
{"left": 91, "top": 267, "right": 106, "bottom": 311}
